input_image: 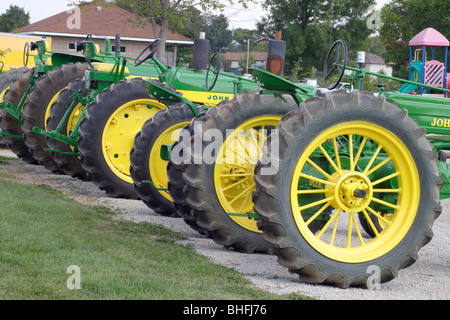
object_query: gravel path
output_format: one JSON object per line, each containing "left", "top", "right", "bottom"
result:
{"left": 1, "top": 148, "right": 448, "bottom": 300}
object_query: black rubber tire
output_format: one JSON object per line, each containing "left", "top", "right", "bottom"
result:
{"left": 21, "top": 62, "right": 89, "bottom": 173}
{"left": 78, "top": 78, "right": 167, "bottom": 199}
{"left": 167, "top": 113, "right": 209, "bottom": 235}
{"left": 0, "top": 67, "right": 38, "bottom": 164}
{"left": 130, "top": 103, "right": 205, "bottom": 217}
{"left": 253, "top": 90, "right": 443, "bottom": 288}
{"left": 182, "top": 90, "right": 299, "bottom": 253}
{"left": 0, "top": 68, "right": 28, "bottom": 147}
{"left": 46, "top": 79, "right": 91, "bottom": 181}
{"left": 0, "top": 68, "right": 28, "bottom": 98}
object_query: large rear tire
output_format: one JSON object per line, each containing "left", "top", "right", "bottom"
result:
{"left": 78, "top": 78, "right": 167, "bottom": 199}
{"left": 0, "top": 67, "right": 38, "bottom": 164}
{"left": 46, "top": 79, "right": 90, "bottom": 181}
{"left": 167, "top": 113, "right": 209, "bottom": 235}
{"left": 21, "top": 62, "right": 89, "bottom": 173}
{"left": 181, "top": 91, "right": 298, "bottom": 253}
{"left": 0, "top": 68, "right": 28, "bottom": 146}
{"left": 253, "top": 91, "right": 442, "bottom": 288}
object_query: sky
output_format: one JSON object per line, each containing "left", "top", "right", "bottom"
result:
{"left": 0, "top": 0, "right": 392, "bottom": 30}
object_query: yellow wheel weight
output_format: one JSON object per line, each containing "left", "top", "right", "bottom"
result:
{"left": 102, "top": 98, "right": 166, "bottom": 183}
{"left": 290, "top": 122, "right": 419, "bottom": 263}
{"left": 214, "top": 115, "right": 282, "bottom": 233}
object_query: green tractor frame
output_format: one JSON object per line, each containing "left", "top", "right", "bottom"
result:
{"left": 34, "top": 37, "right": 261, "bottom": 200}
{"left": 164, "top": 39, "right": 448, "bottom": 288}
{"left": 0, "top": 36, "right": 118, "bottom": 164}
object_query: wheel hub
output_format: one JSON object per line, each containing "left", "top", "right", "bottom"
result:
{"left": 326, "top": 171, "right": 372, "bottom": 213}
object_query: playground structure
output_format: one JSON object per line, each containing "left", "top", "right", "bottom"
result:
{"left": 399, "top": 27, "right": 450, "bottom": 96}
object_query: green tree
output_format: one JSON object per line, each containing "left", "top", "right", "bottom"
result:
{"left": 230, "top": 28, "right": 264, "bottom": 52}
{"left": 257, "top": 0, "right": 375, "bottom": 79}
{"left": 367, "top": 36, "right": 387, "bottom": 59}
{"left": 206, "top": 14, "right": 232, "bottom": 53}
{"left": 380, "top": 0, "right": 450, "bottom": 78}
{"left": 0, "top": 5, "right": 30, "bottom": 32}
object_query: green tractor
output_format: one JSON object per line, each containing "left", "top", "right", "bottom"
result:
{"left": 0, "top": 36, "right": 115, "bottom": 165}
{"left": 38, "top": 38, "right": 260, "bottom": 199}
{"left": 168, "top": 39, "right": 448, "bottom": 288}
{"left": 28, "top": 34, "right": 162, "bottom": 179}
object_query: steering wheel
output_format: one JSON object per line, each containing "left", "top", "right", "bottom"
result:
{"left": 324, "top": 40, "right": 347, "bottom": 90}
{"left": 134, "top": 39, "right": 161, "bottom": 66}
{"left": 23, "top": 42, "right": 29, "bottom": 67}
{"left": 206, "top": 53, "right": 221, "bottom": 91}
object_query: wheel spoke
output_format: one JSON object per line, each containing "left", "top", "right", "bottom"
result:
{"left": 372, "top": 188, "right": 400, "bottom": 193}
{"left": 370, "top": 196, "right": 400, "bottom": 210}
{"left": 348, "top": 134, "right": 354, "bottom": 170}
{"left": 304, "top": 202, "right": 330, "bottom": 226}
{"left": 222, "top": 176, "right": 251, "bottom": 192}
{"left": 347, "top": 212, "right": 353, "bottom": 248}
{"left": 366, "top": 206, "right": 392, "bottom": 225}
{"left": 363, "top": 145, "right": 382, "bottom": 175}
{"left": 352, "top": 137, "right": 367, "bottom": 171}
{"left": 362, "top": 209, "right": 380, "bottom": 237}
{"left": 235, "top": 135, "right": 251, "bottom": 157}
{"left": 238, "top": 189, "right": 252, "bottom": 213}
{"left": 352, "top": 213, "right": 365, "bottom": 246}
{"left": 332, "top": 137, "right": 342, "bottom": 171}
{"left": 319, "top": 144, "right": 342, "bottom": 175}
{"left": 249, "top": 129, "right": 263, "bottom": 157}
{"left": 228, "top": 184, "right": 254, "bottom": 205}
{"left": 366, "top": 156, "right": 392, "bottom": 176}
{"left": 297, "top": 189, "right": 328, "bottom": 194}
{"left": 371, "top": 171, "right": 400, "bottom": 186}
{"left": 299, "top": 172, "right": 335, "bottom": 187}
{"left": 325, "top": 66, "right": 337, "bottom": 80}
{"left": 306, "top": 158, "right": 332, "bottom": 180}
{"left": 220, "top": 173, "right": 252, "bottom": 178}
{"left": 226, "top": 143, "right": 248, "bottom": 163}
{"left": 298, "top": 196, "right": 334, "bottom": 212}
{"left": 329, "top": 210, "right": 341, "bottom": 246}
{"left": 317, "top": 209, "right": 341, "bottom": 240}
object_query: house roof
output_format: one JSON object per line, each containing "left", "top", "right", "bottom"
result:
{"left": 11, "top": 3, "right": 193, "bottom": 45}
{"left": 365, "top": 52, "right": 386, "bottom": 65}
{"left": 409, "top": 27, "right": 449, "bottom": 47}
{"left": 224, "top": 52, "right": 268, "bottom": 61}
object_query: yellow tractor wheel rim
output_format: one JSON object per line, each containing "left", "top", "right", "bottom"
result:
{"left": 149, "top": 121, "right": 190, "bottom": 201}
{"left": 0, "top": 87, "right": 9, "bottom": 102}
{"left": 66, "top": 102, "right": 84, "bottom": 152}
{"left": 45, "top": 88, "right": 65, "bottom": 131}
{"left": 214, "top": 115, "right": 282, "bottom": 233}
{"left": 290, "top": 122, "right": 419, "bottom": 263}
{"left": 102, "top": 98, "right": 166, "bottom": 183}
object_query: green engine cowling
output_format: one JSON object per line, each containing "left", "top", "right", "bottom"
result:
{"left": 383, "top": 92, "right": 450, "bottom": 199}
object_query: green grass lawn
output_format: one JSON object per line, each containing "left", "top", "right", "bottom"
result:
{"left": 0, "top": 156, "right": 311, "bottom": 300}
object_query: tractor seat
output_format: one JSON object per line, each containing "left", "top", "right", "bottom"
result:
{"left": 91, "top": 62, "right": 130, "bottom": 74}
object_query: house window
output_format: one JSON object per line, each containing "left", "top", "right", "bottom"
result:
{"left": 68, "top": 42, "right": 76, "bottom": 50}
{"left": 111, "top": 46, "right": 126, "bottom": 53}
